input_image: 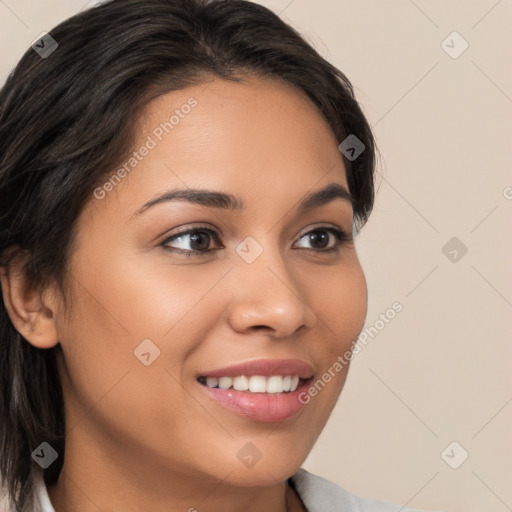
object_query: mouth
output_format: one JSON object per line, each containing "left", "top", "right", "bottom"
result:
{"left": 197, "top": 374, "right": 311, "bottom": 394}
{"left": 195, "top": 358, "right": 315, "bottom": 422}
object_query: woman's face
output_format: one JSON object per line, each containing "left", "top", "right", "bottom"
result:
{"left": 51, "top": 76, "right": 367, "bottom": 488}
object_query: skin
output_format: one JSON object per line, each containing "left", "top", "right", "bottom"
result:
{"left": 1, "top": 76, "right": 368, "bottom": 512}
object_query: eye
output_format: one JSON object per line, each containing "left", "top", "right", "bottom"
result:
{"left": 159, "top": 225, "right": 351, "bottom": 257}
{"left": 294, "top": 227, "right": 351, "bottom": 253}
{"left": 160, "top": 225, "right": 222, "bottom": 257}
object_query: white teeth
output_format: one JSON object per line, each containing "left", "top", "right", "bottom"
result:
{"left": 218, "top": 377, "right": 233, "bottom": 390}
{"left": 248, "top": 375, "right": 267, "bottom": 393}
{"left": 206, "top": 377, "right": 219, "bottom": 388}
{"left": 266, "top": 376, "right": 284, "bottom": 393}
{"left": 202, "top": 375, "right": 303, "bottom": 393}
{"left": 233, "top": 375, "right": 249, "bottom": 391}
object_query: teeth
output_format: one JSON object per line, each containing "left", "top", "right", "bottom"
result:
{"left": 267, "top": 376, "right": 285, "bottom": 393}
{"left": 202, "top": 375, "right": 303, "bottom": 393}
{"left": 249, "top": 375, "right": 267, "bottom": 393}
{"left": 233, "top": 375, "right": 249, "bottom": 391}
{"left": 206, "top": 377, "right": 219, "bottom": 388}
{"left": 218, "top": 377, "right": 233, "bottom": 390}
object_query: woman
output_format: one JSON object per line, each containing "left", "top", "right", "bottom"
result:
{"left": 0, "top": 1, "right": 442, "bottom": 511}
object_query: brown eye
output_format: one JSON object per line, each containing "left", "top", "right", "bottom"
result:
{"left": 160, "top": 227, "right": 222, "bottom": 256}
{"left": 294, "top": 227, "right": 350, "bottom": 253}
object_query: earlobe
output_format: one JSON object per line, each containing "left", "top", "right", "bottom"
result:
{"left": 0, "top": 249, "right": 60, "bottom": 349}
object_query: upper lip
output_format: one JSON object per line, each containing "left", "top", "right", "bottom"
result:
{"left": 198, "top": 359, "right": 314, "bottom": 379}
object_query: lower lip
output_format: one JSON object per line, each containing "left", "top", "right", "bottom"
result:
{"left": 197, "top": 379, "right": 311, "bottom": 422}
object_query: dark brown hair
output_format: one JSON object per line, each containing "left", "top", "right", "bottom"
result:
{"left": 0, "top": 0, "right": 377, "bottom": 510}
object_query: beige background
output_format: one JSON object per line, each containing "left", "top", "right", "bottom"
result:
{"left": 0, "top": 1, "right": 511, "bottom": 511}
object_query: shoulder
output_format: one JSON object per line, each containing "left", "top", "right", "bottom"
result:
{"left": 289, "top": 468, "right": 444, "bottom": 512}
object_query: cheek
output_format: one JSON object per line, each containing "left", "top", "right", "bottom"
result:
{"left": 303, "top": 260, "right": 367, "bottom": 411}
{"left": 69, "top": 242, "right": 228, "bottom": 341}
{"left": 55, "top": 253, "right": 230, "bottom": 454}
{"left": 311, "top": 258, "right": 368, "bottom": 356}
{"left": 57, "top": 248, "right": 231, "bottom": 406}
{"left": 336, "top": 265, "right": 367, "bottom": 344}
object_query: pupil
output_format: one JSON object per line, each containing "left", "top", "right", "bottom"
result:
{"left": 310, "top": 231, "right": 328, "bottom": 249}
{"left": 190, "top": 231, "right": 209, "bottom": 251}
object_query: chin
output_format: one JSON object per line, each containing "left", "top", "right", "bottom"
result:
{"left": 212, "top": 454, "right": 305, "bottom": 487}
{"left": 223, "top": 468, "right": 299, "bottom": 488}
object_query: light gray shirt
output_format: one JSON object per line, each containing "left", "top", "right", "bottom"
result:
{"left": 290, "top": 468, "right": 443, "bottom": 511}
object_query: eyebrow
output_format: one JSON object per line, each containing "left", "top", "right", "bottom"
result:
{"left": 130, "top": 182, "right": 354, "bottom": 219}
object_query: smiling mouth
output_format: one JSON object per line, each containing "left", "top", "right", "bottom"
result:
{"left": 197, "top": 375, "right": 311, "bottom": 394}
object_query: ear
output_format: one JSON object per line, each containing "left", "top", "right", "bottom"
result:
{"left": 0, "top": 247, "right": 60, "bottom": 349}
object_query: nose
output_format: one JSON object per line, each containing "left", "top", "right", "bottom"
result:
{"left": 226, "top": 245, "right": 318, "bottom": 338}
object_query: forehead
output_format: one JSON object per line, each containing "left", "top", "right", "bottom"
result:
{"left": 139, "top": 76, "right": 343, "bottom": 166}
{"left": 86, "top": 76, "right": 350, "bottom": 221}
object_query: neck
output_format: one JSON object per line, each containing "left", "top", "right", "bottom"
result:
{"left": 286, "top": 481, "right": 307, "bottom": 512}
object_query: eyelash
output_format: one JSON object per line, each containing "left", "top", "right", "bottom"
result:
{"left": 159, "top": 224, "right": 352, "bottom": 257}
